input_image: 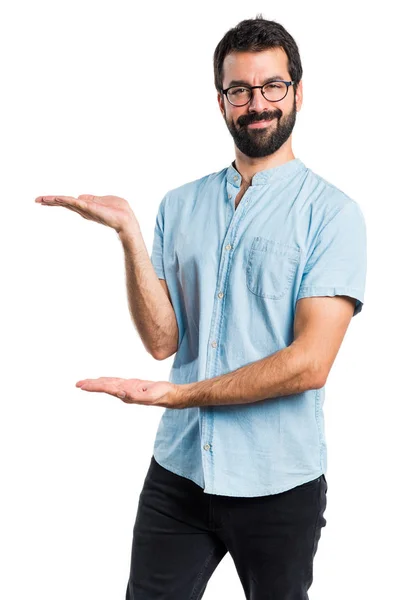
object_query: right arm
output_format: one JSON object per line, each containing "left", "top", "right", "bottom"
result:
{"left": 118, "top": 225, "right": 179, "bottom": 361}
{"left": 35, "top": 193, "right": 178, "bottom": 361}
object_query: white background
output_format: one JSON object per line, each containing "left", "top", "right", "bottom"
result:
{"left": 1, "top": 1, "right": 398, "bottom": 598}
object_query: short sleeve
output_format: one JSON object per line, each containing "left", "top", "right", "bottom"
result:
{"left": 297, "top": 201, "right": 367, "bottom": 316}
{"left": 150, "top": 195, "right": 167, "bottom": 279}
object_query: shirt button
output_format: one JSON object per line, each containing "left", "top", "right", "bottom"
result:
{"left": 211, "top": 341, "right": 217, "bottom": 348}
{"left": 218, "top": 292, "right": 224, "bottom": 298}
{"left": 233, "top": 175, "right": 239, "bottom": 181}
{"left": 225, "top": 244, "right": 232, "bottom": 250}
{"left": 228, "top": 194, "right": 232, "bottom": 199}
{"left": 203, "top": 443, "right": 211, "bottom": 451}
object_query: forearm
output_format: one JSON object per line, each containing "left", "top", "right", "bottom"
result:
{"left": 118, "top": 226, "right": 178, "bottom": 360}
{"left": 176, "top": 340, "right": 323, "bottom": 407}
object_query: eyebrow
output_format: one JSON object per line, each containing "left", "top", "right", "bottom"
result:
{"left": 226, "top": 75, "right": 287, "bottom": 88}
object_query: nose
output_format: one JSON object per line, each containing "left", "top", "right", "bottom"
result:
{"left": 248, "top": 87, "right": 271, "bottom": 113}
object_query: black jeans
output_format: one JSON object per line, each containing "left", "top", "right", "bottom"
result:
{"left": 125, "top": 456, "right": 327, "bottom": 600}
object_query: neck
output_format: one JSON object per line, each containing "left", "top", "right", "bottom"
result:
{"left": 233, "top": 143, "right": 295, "bottom": 186}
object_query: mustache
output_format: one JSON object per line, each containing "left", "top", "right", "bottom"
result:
{"left": 237, "top": 110, "right": 281, "bottom": 127}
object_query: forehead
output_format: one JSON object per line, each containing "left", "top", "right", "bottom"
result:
{"left": 222, "top": 48, "right": 289, "bottom": 85}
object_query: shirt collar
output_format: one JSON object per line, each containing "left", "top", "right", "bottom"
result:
{"left": 227, "top": 157, "right": 306, "bottom": 187}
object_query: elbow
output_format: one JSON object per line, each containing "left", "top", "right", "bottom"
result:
{"left": 309, "top": 367, "right": 327, "bottom": 390}
{"left": 146, "top": 343, "right": 166, "bottom": 361}
{"left": 151, "top": 329, "right": 180, "bottom": 361}
{"left": 152, "top": 345, "right": 178, "bottom": 361}
{"left": 152, "top": 348, "right": 168, "bottom": 361}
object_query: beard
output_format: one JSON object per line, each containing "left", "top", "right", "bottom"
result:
{"left": 223, "top": 97, "right": 297, "bottom": 158}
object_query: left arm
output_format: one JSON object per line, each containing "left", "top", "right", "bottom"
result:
{"left": 175, "top": 295, "right": 356, "bottom": 408}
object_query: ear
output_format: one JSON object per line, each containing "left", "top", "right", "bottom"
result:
{"left": 217, "top": 91, "right": 225, "bottom": 117}
{"left": 295, "top": 80, "right": 303, "bottom": 112}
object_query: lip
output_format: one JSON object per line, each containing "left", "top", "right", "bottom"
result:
{"left": 247, "top": 119, "right": 274, "bottom": 128}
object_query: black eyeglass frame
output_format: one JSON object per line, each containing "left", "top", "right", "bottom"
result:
{"left": 221, "top": 80, "right": 295, "bottom": 106}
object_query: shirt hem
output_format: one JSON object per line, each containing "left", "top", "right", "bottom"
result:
{"left": 153, "top": 454, "right": 205, "bottom": 489}
{"left": 153, "top": 453, "right": 325, "bottom": 497}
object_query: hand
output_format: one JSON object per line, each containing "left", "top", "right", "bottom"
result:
{"left": 75, "top": 377, "right": 186, "bottom": 408}
{"left": 35, "top": 194, "right": 139, "bottom": 235}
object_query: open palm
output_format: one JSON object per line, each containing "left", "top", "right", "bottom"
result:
{"left": 76, "top": 377, "right": 179, "bottom": 408}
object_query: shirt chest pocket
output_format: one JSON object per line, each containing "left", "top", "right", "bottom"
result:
{"left": 246, "top": 237, "right": 301, "bottom": 300}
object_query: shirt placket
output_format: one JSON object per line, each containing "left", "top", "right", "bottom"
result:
{"left": 200, "top": 175, "right": 254, "bottom": 492}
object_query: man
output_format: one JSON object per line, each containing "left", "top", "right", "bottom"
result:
{"left": 35, "top": 15, "right": 367, "bottom": 600}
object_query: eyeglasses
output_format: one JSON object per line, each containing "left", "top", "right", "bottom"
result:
{"left": 221, "top": 80, "right": 295, "bottom": 107}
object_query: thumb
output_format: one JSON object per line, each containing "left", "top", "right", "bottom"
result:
{"left": 78, "top": 194, "right": 97, "bottom": 199}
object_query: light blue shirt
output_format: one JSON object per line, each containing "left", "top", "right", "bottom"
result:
{"left": 150, "top": 157, "right": 367, "bottom": 497}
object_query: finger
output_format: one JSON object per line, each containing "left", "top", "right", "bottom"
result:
{"left": 77, "top": 379, "right": 120, "bottom": 394}
{"left": 78, "top": 379, "right": 130, "bottom": 402}
{"left": 35, "top": 195, "right": 75, "bottom": 203}
{"left": 52, "top": 196, "right": 86, "bottom": 207}
{"left": 37, "top": 196, "right": 106, "bottom": 224}
{"left": 76, "top": 377, "right": 125, "bottom": 387}
{"left": 37, "top": 196, "right": 100, "bottom": 221}
{"left": 37, "top": 196, "right": 90, "bottom": 210}
{"left": 35, "top": 196, "right": 60, "bottom": 203}
{"left": 35, "top": 196, "right": 101, "bottom": 223}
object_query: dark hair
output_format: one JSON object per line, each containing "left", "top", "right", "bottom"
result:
{"left": 213, "top": 14, "right": 303, "bottom": 97}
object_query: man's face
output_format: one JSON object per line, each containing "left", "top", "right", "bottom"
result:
{"left": 217, "top": 48, "right": 303, "bottom": 158}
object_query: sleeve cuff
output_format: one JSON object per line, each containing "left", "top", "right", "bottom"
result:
{"left": 297, "top": 286, "right": 364, "bottom": 316}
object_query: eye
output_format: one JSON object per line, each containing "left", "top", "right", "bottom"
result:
{"left": 264, "top": 82, "right": 285, "bottom": 90}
